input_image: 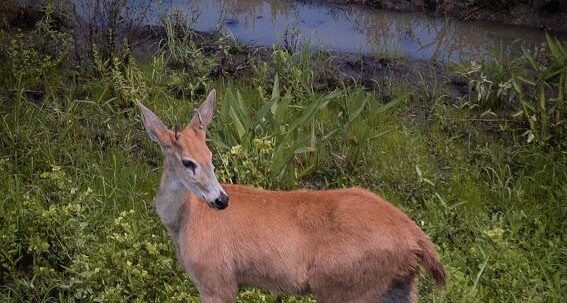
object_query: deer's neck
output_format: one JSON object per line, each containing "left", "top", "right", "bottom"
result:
{"left": 154, "top": 164, "right": 189, "bottom": 242}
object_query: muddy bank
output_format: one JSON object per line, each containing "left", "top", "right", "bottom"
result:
{"left": 330, "top": 0, "right": 567, "bottom": 32}
{"left": 136, "top": 26, "right": 463, "bottom": 100}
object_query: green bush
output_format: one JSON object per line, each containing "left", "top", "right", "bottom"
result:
{"left": 160, "top": 13, "right": 217, "bottom": 98}
{"left": 456, "top": 35, "right": 566, "bottom": 147}
{"left": 212, "top": 79, "right": 342, "bottom": 188}
{"left": 0, "top": 165, "right": 95, "bottom": 301}
{"left": 253, "top": 45, "right": 339, "bottom": 100}
{"left": 64, "top": 210, "right": 198, "bottom": 302}
{"left": 7, "top": 3, "right": 70, "bottom": 88}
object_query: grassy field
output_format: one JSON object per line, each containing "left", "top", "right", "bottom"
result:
{"left": 0, "top": 5, "right": 566, "bottom": 303}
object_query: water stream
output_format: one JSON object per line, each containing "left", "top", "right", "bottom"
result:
{"left": 64, "top": 0, "right": 567, "bottom": 62}
{"left": 150, "top": 0, "right": 565, "bottom": 62}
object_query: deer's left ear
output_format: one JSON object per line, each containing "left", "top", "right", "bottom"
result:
{"left": 190, "top": 89, "right": 217, "bottom": 130}
{"left": 138, "top": 101, "right": 172, "bottom": 146}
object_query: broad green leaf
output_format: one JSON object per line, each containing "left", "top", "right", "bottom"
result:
{"left": 289, "top": 91, "right": 340, "bottom": 132}
{"left": 230, "top": 106, "right": 246, "bottom": 141}
{"left": 546, "top": 34, "right": 566, "bottom": 63}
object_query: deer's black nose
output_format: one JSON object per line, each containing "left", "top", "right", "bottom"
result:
{"left": 213, "top": 192, "right": 229, "bottom": 210}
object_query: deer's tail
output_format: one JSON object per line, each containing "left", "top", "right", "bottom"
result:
{"left": 417, "top": 238, "right": 446, "bottom": 288}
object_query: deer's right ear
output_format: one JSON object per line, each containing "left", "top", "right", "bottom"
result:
{"left": 138, "top": 102, "right": 170, "bottom": 146}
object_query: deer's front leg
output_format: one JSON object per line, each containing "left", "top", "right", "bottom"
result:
{"left": 200, "top": 294, "right": 236, "bottom": 303}
{"left": 194, "top": 269, "right": 237, "bottom": 303}
{"left": 198, "top": 283, "right": 237, "bottom": 303}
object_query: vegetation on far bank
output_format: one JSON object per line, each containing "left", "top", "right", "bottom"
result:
{"left": 1, "top": 2, "right": 566, "bottom": 302}
{"left": 338, "top": 0, "right": 567, "bottom": 31}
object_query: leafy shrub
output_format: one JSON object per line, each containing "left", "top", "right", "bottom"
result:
{"left": 7, "top": 3, "right": 70, "bottom": 87}
{"left": 0, "top": 164, "right": 197, "bottom": 302}
{"left": 0, "top": 165, "right": 95, "bottom": 301}
{"left": 212, "top": 78, "right": 341, "bottom": 188}
{"left": 210, "top": 79, "right": 406, "bottom": 189}
{"left": 64, "top": 210, "right": 197, "bottom": 302}
{"left": 108, "top": 52, "right": 149, "bottom": 106}
{"left": 511, "top": 36, "right": 567, "bottom": 147}
{"left": 457, "top": 35, "right": 566, "bottom": 147}
{"left": 160, "top": 13, "right": 217, "bottom": 98}
{"left": 253, "top": 45, "right": 339, "bottom": 100}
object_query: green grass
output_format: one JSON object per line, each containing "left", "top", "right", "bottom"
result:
{"left": 0, "top": 12, "right": 566, "bottom": 303}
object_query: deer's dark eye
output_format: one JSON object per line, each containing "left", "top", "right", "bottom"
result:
{"left": 182, "top": 159, "right": 197, "bottom": 173}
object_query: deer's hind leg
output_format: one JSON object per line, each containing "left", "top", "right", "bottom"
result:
{"left": 379, "top": 274, "right": 417, "bottom": 303}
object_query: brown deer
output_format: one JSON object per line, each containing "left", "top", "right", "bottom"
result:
{"left": 138, "top": 89, "right": 445, "bottom": 303}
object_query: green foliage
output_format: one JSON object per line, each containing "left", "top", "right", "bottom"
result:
{"left": 7, "top": 3, "right": 70, "bottom": 88}
{"left": 511, "top": 35, "right": 567, "bottom": 147}
{"left": 253, "top": 45, "right": 338, "bottom": 99}
{"left": 210, "top": 78, "right": 406, "bottom": 189}
{"left": 65, "top": 210, "right": 198, "bottom": 302}
{"left": 160, "top": 12, "right": 217, "bottom": 98}
{"left": 457, "top": 36, "right": 567, "bottom": 147}
{"left": 212, "top": 79, "right": 341, "bottom": 188}
{"left": 1, "top": 165, "right": 95, "bottom": 301}
{"left": 89, "top": 48, "right": 150, "bottom": 107}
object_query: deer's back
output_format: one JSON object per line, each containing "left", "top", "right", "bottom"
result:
{"left": 218, "top": 184, "right": 421, "bottom": 242}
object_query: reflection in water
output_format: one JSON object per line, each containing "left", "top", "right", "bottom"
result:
{"left": 147, "top": 0, "right": 563, "bottom": 61}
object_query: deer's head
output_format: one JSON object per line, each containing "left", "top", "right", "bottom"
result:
{"left": 138, "top": 90, "right": 229, "bottom": 210}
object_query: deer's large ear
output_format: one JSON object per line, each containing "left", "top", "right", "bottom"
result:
{"left": 138, "top": 102, "right": 170, "bottom": 146}
{"left": 190, "top": 89, "right": 217, "bottom": 130}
